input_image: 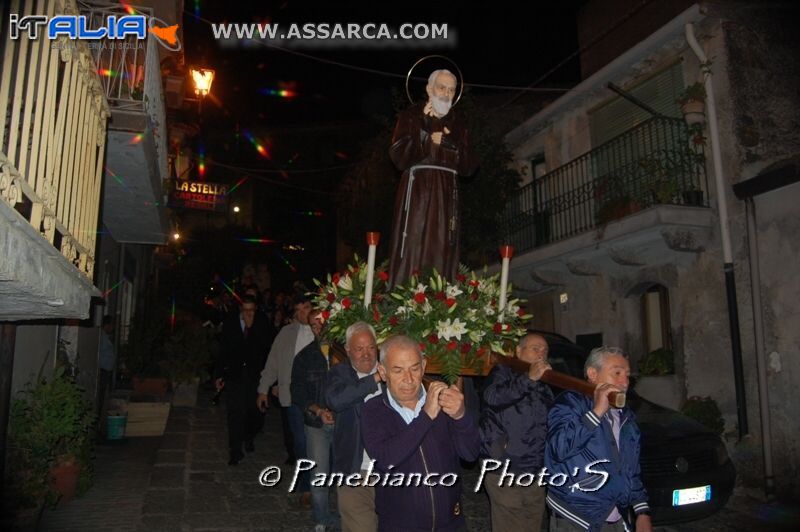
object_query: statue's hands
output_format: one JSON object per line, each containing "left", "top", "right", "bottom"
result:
{"left": 431, "top": 132, "right": 443, "bottom": 145}
{"left": 424, "top": 101, "right": 433, "bottom": 116}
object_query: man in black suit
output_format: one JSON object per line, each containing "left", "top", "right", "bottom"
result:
{"left": 214, "top": 295, "right": 272, "bottom": 465}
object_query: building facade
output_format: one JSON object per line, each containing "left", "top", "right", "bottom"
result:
{"left": 503, "top": 1, "right": 799, "bottom": 495}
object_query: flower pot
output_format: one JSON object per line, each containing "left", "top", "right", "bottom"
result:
{"left": 681, "top": 100, "right": 706, "bottom": 126}
{"left": 132, "top": 376, "right": 169, "bottom": 397}
{"left": 172, "top": 378, "right": 200, "bottom": 407}
{"left": 635, "top": 375, "right": 682, "bottom": 410}
{"left": 49, "top": 462, "right": 81, "bottom": 502}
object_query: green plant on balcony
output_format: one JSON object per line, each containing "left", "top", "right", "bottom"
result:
{"left": 676, "top": 82, "right": 706, "bottom": 106}
{"left": 677, "top": 82, "right": 707, "bottom": 126}
{"left": 638, "top": 158, "right": 681, "bottom": 204}
{"left": 639, "top": 347, "right": 675, "bottom": 376}
{"left": 594, "top": 174, "right": 641, "bottom": 226}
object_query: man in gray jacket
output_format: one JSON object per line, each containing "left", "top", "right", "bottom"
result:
{"left": 257, "top": 294, "right": 313, "bottom": 505}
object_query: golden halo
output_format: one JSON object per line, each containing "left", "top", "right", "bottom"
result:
{"left": 405, "top": 55, "right": 464, "bottom": 107}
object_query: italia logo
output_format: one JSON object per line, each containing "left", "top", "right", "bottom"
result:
{"left": 8, "top": 14, "right": 182, "bottom": 51}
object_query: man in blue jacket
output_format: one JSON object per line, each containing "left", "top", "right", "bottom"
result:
{"left": 324, "top": 321, "right": 382, "bottom": 532}
{"left": 480, "top": 333, "right": 553, "bottom": 532}
{"left": 291, "top": 309, "right": 337, "bottom": 532}
{"left": 545, "top": 347, "right": 652, "bottom": 532}
{"left": 362, "top": 335, "right": 480, "bottom": 531}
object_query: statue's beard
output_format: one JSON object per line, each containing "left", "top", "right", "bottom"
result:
{"left": 431, "top": 96, "right": 452, "bottom": 117}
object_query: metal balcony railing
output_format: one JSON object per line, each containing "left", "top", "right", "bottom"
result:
{"left": 504, "top": 117, "right": 709, "bottom": 253}
{"left": 0, "top": 0, "right": 110, "bottom": 281}
{"left": 78, "top": 1, "right": 155, "bottom": 112}
{"left": 79, "top": 1, "right": 169, "bottom": 186}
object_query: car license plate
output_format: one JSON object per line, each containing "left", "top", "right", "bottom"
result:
{"left": 672, "top": 485, "right": 711, "bottom": 506}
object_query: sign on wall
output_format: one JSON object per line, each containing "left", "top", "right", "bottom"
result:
{"left": 169, "top": 180, "right": 229, "bottom": 212}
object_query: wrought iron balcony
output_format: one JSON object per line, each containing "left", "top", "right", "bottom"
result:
{"left": 504, "top": 117, "right": 709, "bottom": 254}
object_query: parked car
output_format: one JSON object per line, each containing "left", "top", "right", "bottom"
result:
{"left": 535, "top": 331, "right": 736, "bottom": 525}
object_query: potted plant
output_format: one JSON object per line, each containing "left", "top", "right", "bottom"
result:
{"left": 593, "top": 174, "right": 642, "bottom": 229}
{"left": 120, "top": 309, "right": 170, "bottom": 396}
{"left": 677, "top": 82, "right": 706, "bottom": 126}
{"left": 7, "top": 365, "right": 95, "bottom": 514}
{"left": 682, "top": 396, "right": 725, "bottom": 435}
{"left": 163, "top": 314, "right": 217, "bottom": 407}
{"left": 638, "top": 347, "right": 675, "bottom": 375}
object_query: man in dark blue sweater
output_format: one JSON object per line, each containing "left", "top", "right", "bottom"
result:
{"left": 361, "top": 335, "right": 480, "bottom": 531}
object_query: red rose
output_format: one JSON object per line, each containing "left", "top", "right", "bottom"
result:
{"left": 332, "top": 273, "right": 340, "bottom": 284}
{"left": 326, "top": 292, "right": 335, "bottom": 303}
{"left": 419, "top": 343, "right": 427, "bottom": 353}
{"left": 493, "top": 322, "right": 503, "bottom": 333}
{"left": 469, "top": 280, "right": 479, "bottom": 287}
{"left": 372, "top": 309, "right": 381, "bottom": 323}
{"left": 321, "top": 310, "right": 330, "bottom": 321}
{"left": 389, "top": 316, "right": 399, "bottom": 326}
{"left": 342, "top": 297, "right": 351, "bottom": 309}
{"left": 446, "top": 298, "right": 456, "bottom": 307}
{"left": 476, "top": 346, "right": 487, "bottom": 357}
{"left": 470, "top": 292, "right": 479, "bottom": 301}
{"left": 460, "top": 342, "right": 472, "bottom": 354}
{"left": 378, "top": 270, "right": 389, "bottom": 282}
{"left": 414, "top": 292, "right": 427, "bottom": 304}
{"left": 434, "top": 291, "right": 446, "bottom": 301}
{"left": 517, "top": 308, "right": 526, "bottom": 317}
{"left": 427, "top": 334, "right": 439, "bottom": 344}
{"left": 456, "top": 274, "right": 467, "bottom": 283}
{"left": 447, "top": 341, "right": 457, "bottom": 351}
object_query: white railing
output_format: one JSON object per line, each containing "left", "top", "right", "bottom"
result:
{"left": 78, "top": 0, "right": 155, "bottom": 112}
{"left": 0, "top": 0, "right": 110, "bottom": 281}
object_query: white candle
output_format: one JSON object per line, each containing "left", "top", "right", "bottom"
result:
{"left": 364, "top": 232, "right": 380, "bottom": 308}
{"left": 498, "top": 245, "right": 514, "bottom": 320}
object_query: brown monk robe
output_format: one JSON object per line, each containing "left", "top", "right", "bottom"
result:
{"left": 387, "top": 102, "right": 478, "bottom": 286}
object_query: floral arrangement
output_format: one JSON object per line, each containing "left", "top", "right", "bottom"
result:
{"left": 311, "top": 254, "right": 392, "bottom": 344}
{"left": 312, "top": 257, "right": 532, "bottom": 383}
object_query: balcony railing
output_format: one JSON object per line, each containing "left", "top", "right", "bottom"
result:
{"left": 0, "top": 0, "right": 110, "bottom": 281}
{"left": 79, "top": 1, "right": 155, "bottom": 112}
{"left": 504, "top": 117, "right": 708, "bottom": 253}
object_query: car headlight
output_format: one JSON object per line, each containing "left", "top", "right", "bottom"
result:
{"left": 715, "top": 440, "right": 730, "bottom": 465}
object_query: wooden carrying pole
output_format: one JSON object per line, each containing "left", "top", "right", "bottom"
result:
{"left": 490, "top": 353, "right": 626, "bottom": 408}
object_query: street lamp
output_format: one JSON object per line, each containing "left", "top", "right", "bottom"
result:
{"left": 190, "top": 67, "right": 215, "bottom": 113}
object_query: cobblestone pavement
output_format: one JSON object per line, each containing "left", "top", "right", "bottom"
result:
{"left": 33, "top": 437, "right": 161, "bottom": 531}
{"left": 22, "top": 386, "right": 799, "bottom": 531}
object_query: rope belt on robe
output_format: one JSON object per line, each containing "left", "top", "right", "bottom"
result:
{"left": 400, "top": 164, "right": 459, "bottom": 260}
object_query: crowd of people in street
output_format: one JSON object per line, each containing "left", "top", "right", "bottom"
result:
{"left": 210, "top": 289, "right": 652, "bottom": 532}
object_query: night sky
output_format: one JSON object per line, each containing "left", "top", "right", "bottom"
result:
{"left": 181, "top": 0, "right": 584, "bottom": 131}
{"left": 176, "top": 1, "right": 586, "bottom": 287}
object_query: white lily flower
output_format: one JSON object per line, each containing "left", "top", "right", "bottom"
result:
{"left": 337, "top": 274, "right": 353, "bottom": 291}
{"left": 445, "top": 284, "right": 463, "bottom": 298}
